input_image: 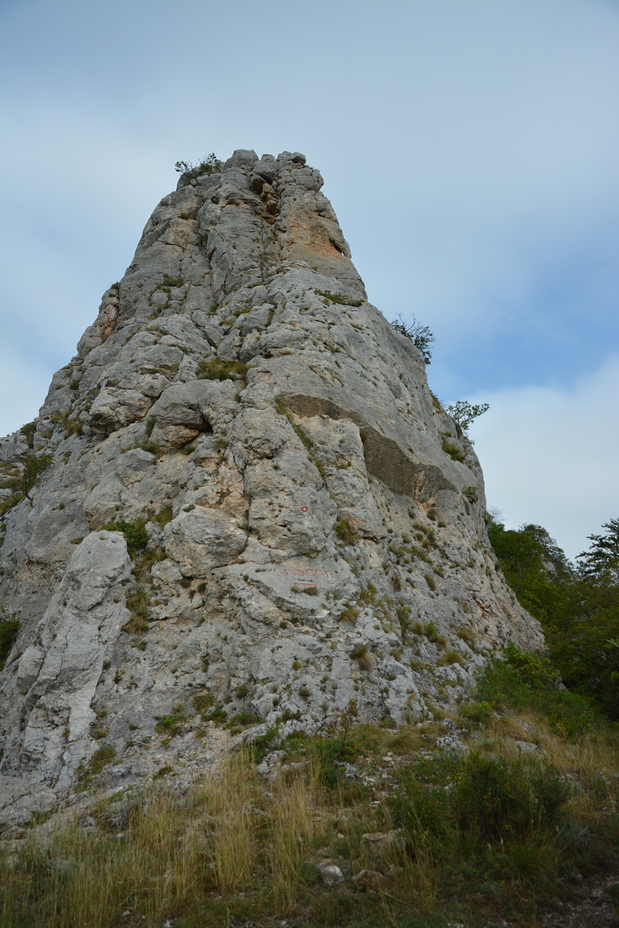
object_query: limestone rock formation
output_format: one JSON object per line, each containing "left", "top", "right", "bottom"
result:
{"left": 0, "top": 149, "right": 543, "bottom": 810}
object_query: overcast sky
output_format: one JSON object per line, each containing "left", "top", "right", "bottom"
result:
{"left": 1, "top": 0, "right": 617, "bottom": 559}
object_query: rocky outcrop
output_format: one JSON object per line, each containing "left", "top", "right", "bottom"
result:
{"left": 0, "top": 150, "right": 543, "bottom": 806}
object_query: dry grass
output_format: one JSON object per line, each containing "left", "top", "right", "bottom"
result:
{"left": 267, "top": 765, "right": 318, "bottom": 911}
{"left": 203, "top": 751, "right": 259, "bottom": 893}
{"left": 1, "top": 713, "right": 618, "bottom": 928}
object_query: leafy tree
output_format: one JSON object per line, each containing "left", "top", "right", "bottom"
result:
{"left": 20, "top": 452, "right": 53, "bottom": 500}
{"left": 445, "top": 400, "right": 490, "bottom": 435}
{"left": 577, "top": 518, "right": 619, "bottom": 584}
{"left": 487, "top": 515, "right": 619, "bottom": 719}
{"left": 390, "top": 313, "right": 435, "bottom": 364}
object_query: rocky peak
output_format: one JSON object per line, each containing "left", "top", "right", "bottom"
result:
{"left": 0, "top": 150, "right": 543, "bottom": 810}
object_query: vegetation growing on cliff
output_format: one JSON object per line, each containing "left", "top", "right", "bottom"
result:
{"left": 175, "top": 153, "right": 222, "bottom": 185}
{"left": 389, "top": 313, "right": 435, "bottom": 363}
{"left": 2, "top": 645, "right": 616, "bottom": 928}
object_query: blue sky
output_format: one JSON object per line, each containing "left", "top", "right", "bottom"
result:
{"left": 1, "top": 0, "right": 618, "bottom": 559}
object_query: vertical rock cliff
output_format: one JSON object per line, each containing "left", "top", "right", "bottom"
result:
{"left": 0, "top": 150, "right": 543, "bottom": 804}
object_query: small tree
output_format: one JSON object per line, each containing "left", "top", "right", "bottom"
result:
{"left": 20, "top": 452, "right": 53, "bottom": 500}
{"left": 390, "top": 314, "right": 435, "bottom": 364}
{"left": 577, "top": 518, "right": 619, "bottom": 584}
{"left": 445, "top": 400, "right": 489, "bottom": 435}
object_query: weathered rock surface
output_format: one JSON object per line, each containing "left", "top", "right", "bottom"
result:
{"left": 0, "top": 149, "right": 543, "bottom": 812}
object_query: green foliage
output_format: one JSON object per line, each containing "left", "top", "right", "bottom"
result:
{"left": 338, "top": 605, "right": 360, "bottom": 623}
{"left": 445, "top": 399, "right": 490, "bottom": 434}
{"left": 226, "top": 710, "right": 261, "bottom": 733}
{"left": 311, "top": 735, "right": 357, "bottom": 788}
{"left": 455, "top": 752, "right": 568, "bottom": 838}
{"left": 462, "top": 485, "right": 478, "bottom": 503}
{"left": 161, "top": 273, "right": 184, "bottom": 289}
{"left": 351, "top": 644, "right": 373, "bottom": 670}
{"left": 155, "top": 711, "right": 188, "bottom": 738}
{"left": 475, "top": 644, "right": 600, "bottom": 736}
{"left": 577, "top": 517, "right": 619, "bottom": 584}
{"left": 175, "top": 153, "right": 221, "bottom": 184}
{"left": 390, "top": 746, "right": 572, "bottom": 900}
{"left": 20, "top": 420, "right": 37, "bottom": 448}
{"left": 424, "top": 573, "right": 437, "bottom": 591}
{"left": 197, "top": 358, "right": 247, "bottom": 381}
{"left": 488, "top": 517, "right": 619, "bottom": 719}
{"left": 103, "top": 519, "right": 148, "bottom": 554}
{"left": 79, "top": 742, "right": 116, "bottom": 783}
{"left": 0, "top": 492, "right": 24, "bottom": 516}
{"left": 204, "top": 706, "right": 227, "bottom": 725}
{"left": 442, "top": 440, "right": 465, "bottom": 463}
{"left": 192, "top": 691, "right": 215, "bottom": 713}
{"left": 124, "top": 586, "right": 150, "bottom": 633}
{"left": 389, "top": 313, "right": 435, "bottom": 363}
{"left": 3, "top": 703, "right": 618, "bottom": 928}
{"left": 20, "top": 452, "right": 53, "bottom": 500}
{"left": 335, "top": 517, "right": 357, "bottom": 545}
{"left": 0, "top": 615, "right": 19, "bottom": 669}
{"left": 149, "top": 503, "right": 173, "bottom": 527}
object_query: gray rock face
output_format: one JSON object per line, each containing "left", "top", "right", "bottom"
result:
{"left": 0, "top": 150, "right": 543, "bottom": 804}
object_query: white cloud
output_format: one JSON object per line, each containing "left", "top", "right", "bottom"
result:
{"left": 469, "top": 354, "right": 619, "bottom": 560}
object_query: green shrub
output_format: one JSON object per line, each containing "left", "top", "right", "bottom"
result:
{"left": 442, "top": 440, "right": 465, "bottom": 463}
{"left": 155, "top": 711, "right": 187, "bottom": 737}
{"left": 335, "top": 518, "right": 357, "bottom": 545}
{"left": 459, "top": 700, "right": 493, "bottom": 726}
{"left": 175, "top": 153, "right": 221, "bottom": 184}
{"left": 389, "top": 313, "right": 435, "bottom": 363}
{"left": 197, "top": 359, "right": 247, "bottom": 381}
{"left": 20, "top": 452, "right": 53, "bottom": 500}
{"left": 311, "top": 735, "right": 357, "bottom": 788}
{"left": 226, "top": 710, "right": 261, "bottom": 732}
{"left": 475, "top": 644, "right": 600, "bottom": 736}
{"left": 487, "top": 516, "right": 619, "bottom": 719}
{"left": 79, "top": 742, "right": 116, "bottom": 782}
{"left": 104, "top": 519, "right": 148, "bottom": 555}
{"left": 192, "top": 692, "right": 215, "bottom": 713}
{"left": 357, "top": 583, "right": 377, "bottom": 604}
{"left": 338, "top": 606, "right": 360, "bottom": 623}
{"left": 454, "top": 752, "right": 568, "bottom": 840}
{"left": 351, "top": 645, "right": 373, "bottom": 671}
{"left": 0, "top": 492, "right": 24, "bottom": 516}
{"left": 20, "top": 421, "right": 37, "bottom": 448}
{"left": 124, "top": 586, "right": 150, "bottom": 633}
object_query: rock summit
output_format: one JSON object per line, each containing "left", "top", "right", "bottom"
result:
{"left": 0, "top": 150, "right": 543, "bottom": 810}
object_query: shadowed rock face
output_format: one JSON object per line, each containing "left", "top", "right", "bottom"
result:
{"left": 0, "top": 149, "right": 543, "bottom": 802}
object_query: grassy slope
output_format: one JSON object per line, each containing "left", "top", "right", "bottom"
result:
{"left": 2, "top": 648, "right": 618, "bottom": 928}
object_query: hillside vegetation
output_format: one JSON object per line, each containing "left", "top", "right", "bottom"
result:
{"left": 2, "top": 518, "right": 617, "bottom": 927}
{"left": 2, "top": 644, "right": 618, "bottom": 926}
{"left": 487, "top": 516, "right": 619, "bottom": 720}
